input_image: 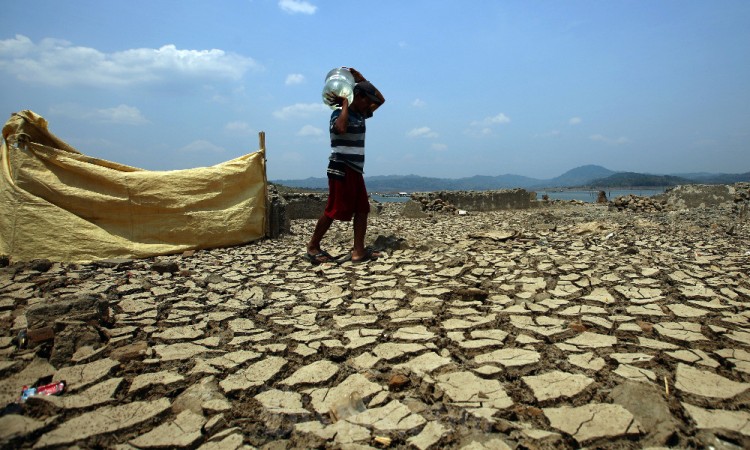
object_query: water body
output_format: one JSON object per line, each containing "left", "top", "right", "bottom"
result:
{"left": 372, "top": 188, "right": 668, "bottom": 203}
{"left": 540, "top": 188, "right": 667, "bottom": 202}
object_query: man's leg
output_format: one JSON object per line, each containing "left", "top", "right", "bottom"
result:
{"left": 307, "top": 214, "right": 333, "bottom": 258}
{"left": 352, "top": 211, "right": 368, "bottom": 260}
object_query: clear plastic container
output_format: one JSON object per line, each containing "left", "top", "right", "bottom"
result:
{"left": 322, "top": 68, "right": 355, "bottom": 109}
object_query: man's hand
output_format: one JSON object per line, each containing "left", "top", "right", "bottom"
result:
{"left": 347, "top": 67, "right": 366, "bottom": 83}
{"left": 325, "top": 92, "right": 347, "bottom": 108}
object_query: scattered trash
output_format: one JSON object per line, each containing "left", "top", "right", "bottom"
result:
{"left": 388, "top": 373, "right": 410, "bottom": 390}
{"left": 15, "top": 329, "right": 27, "bottom": 349}
{"left": 457, "top": 210, "right": 467, "bottom": 215}
{"left": 664, "top": 375, "right": 669, "bottom": 397}
{"left": 19, "top": 381, "right": 65, "bottom": 403}
{"left": 604, "top": 232, "right": 615, "bottom": 240}
{"left": 329, "top": 391, "right": 365, "bottom": 422}
{"left": 374, "top": 435, "right": 392, "bottom": 447}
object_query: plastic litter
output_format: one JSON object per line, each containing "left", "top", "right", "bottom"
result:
{"left": 15, "top": 330, "right": 27, "bottom": 349}
{"left": 329, "top": 391, "right": 366, "bottom": 422}
{"left": 19, "top": 381, "right": 65, "bottom": 403}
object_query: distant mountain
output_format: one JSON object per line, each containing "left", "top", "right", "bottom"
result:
{"left": 273, "top": 173, "right": 543, "bottom": 191}
{"left": 536, "top": 165, "right": 616, "bottom": 188}
{"left": 272, "top": 165, "right": 748, "bottom": 192}
{"left": 583, "top": 172, "right": 692, "bottom": 188}
{"left": 689, "top": 172, "right": 750, "bottom": 184}
{"left": 668, "top": 172, "right": 750, "bottom": 183}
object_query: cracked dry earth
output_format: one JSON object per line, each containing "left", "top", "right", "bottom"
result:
{"left": 1, "top": 201, "right": 750, "bottom": 449}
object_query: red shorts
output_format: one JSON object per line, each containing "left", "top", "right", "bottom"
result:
{"left": 324, "top": 166, "right": 370, "bottom": 221}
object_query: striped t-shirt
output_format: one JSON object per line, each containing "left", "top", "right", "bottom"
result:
{"left": 327, "top": 109, "right": 366, "bottom": 180}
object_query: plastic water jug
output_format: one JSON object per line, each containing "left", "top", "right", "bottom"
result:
{"left": 322, "top": 67, "right": 354, "bottom": 109}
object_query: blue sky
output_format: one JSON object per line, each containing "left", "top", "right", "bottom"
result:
{"left": 1, "top": 1, "right": 748, "bottom": 180}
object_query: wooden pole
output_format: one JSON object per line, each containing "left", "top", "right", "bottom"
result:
{"left": 259, "top": 131, "right": 270, "bottom": 237}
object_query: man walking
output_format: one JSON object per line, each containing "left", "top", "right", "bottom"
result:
{"left": 306, "top": 67, "right": 385, "bottom": 264}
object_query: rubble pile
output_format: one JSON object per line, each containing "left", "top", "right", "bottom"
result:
{"left": 409, "top": 194, "right": 459, "bottom": 214}
{"left": 1, "top": 194, "right": 749, "bottom": 449}
{"left": 610, "top": 194, "right": 668, "bottom": 212}
{"left": 733, "top": 182, "right": 750, "bottom": 202}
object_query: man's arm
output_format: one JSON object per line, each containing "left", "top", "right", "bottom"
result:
{"left": 348, "top": 68, "right": 385, "bottom": 114}
{"left": 328, "top": 95, "right": 349, "bottom": 134}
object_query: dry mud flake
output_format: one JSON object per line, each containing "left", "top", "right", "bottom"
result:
{"left": 52, "top": 357, "right": 120, "bottom": 393}
{"left": 0, "top": 358, "right": 56, "bottom": 405}
{"left": 544, "top": 403, "right": 642, "bottom": 444}
{"left": 308, "top": 373, "right": 383, "bottom": 415}
{"left": 255, "top": 389, "right": 310, "bottom": 415}
{"left": 563, "top": 331, "right": 617, "bottom": 349}
{"left": 219, "top": 356, "right": 287, "bottom": 394}
{"left": 521, "top": 371, "right": 594, "bottom": 402}
{"left": 394, "top": 351, "right": 453, "bottom": 376}
{"left": 611, "top": 380, "right": 679, "bottom": 446}
{"left": 345, "top": 400, "right": 426, "bottom": 433}
{"left": 473, "top": 348, "right": 540, "bottom": 367}
{"left": 436, "top": 371, "right": 513, "bottom": 409}
{"left": 53, "top": 377, "right": 123, "bottom": 410}
{"left": 34, "top": 398, "right": 171, "bottom": 448}
{"left": 407, "top": 420, "right": 449, "bottom": 450}
{"left": 129, "top": 369, "right": 184, "bottom": 394}
{"left": 280, "top": 359, "right": 339, "bottom": 386}
{"left": 682, "top": 403, "right": 750, "bottom": 437}
{"left": 674, "top": 363, "right": 749, "bottom": 399}
{"left": 130, "top": 409, "right": 206, "bottom": 448}
{"left": 0, "top": 415, "right": 55, "bottom": 444}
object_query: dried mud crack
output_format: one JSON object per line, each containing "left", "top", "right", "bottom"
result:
{"left": 1, "top": 199, "right": 750, "bottom": 449}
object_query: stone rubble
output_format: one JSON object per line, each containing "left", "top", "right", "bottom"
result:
{"left": 0, "top": 197, "right": 749, "bottom": 449}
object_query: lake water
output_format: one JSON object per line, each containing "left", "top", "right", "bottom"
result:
{"left": 539, "top": 188, "right": 667, "bottom": 202}
{"left": 372, "top": 188, "right": 667, "bottom": 204}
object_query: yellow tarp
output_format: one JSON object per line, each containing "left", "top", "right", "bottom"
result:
{"left": 1, "top": 110, "right": 267, "bottom": 263}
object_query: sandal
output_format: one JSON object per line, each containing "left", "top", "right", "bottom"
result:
{"left": 339, "top": 247, "right": 381, "bottom": 264}
{"left": 304, "top": 250, "right": 333, "bottom": 265}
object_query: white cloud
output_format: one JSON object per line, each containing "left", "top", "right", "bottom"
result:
{"left": 471, "top": 113, "right": 510, "bottom": 127}
{"left": 589, "top": 134, "right": 629, "bottom": 145}
{"left": 298, "top": 125, "right": 323, "bottom": 136}
{"left": 179, "top": 140, "right": 225, "bottom": 153}
{"left": 407, "top": 126, "right": 438, "bottom": 139}
{"left": 285, "top": 73, "right": 305, "bottom": 85}
{"left": 431, "top": 143, "right": 448, "bottom": 151}
{"left": 48, "top": 103, "right": 147, "bottom": 125}
{"left": 224, "top": 121, "right": 254, "bottom": 135}
{"left": 569, "top": 117, "right": 582, "bottom": 125}
{"left": 0, "top": 35, "right": 261, "bottom": 88}
{"left": 273, "top": 103, "right": 328, "bottom": 119}
{"left": 97, "top": 105, "right": 148, "bottom": 125}
{"left": 279, "top": 0, "right": 317, "bottom": 14}
{"left": 412, "top": 98, "right": 426, "bottom": 108}
{"left": 465, "top": 113, "right": 509, "bottom": 137}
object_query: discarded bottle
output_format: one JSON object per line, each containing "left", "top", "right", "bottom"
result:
{"left": 19, "top": 381, "right": 65, "bottom": 403}
{"left": 329, "top": 391, "right": 366, "bottom": 422}
{"left": 17, "top": 330, "right": 28, "bottom": 349}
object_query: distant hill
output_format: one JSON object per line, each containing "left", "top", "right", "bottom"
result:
{"left": 583, "top": 172, "right": 693, "bottom": 188}
{"left": 272, "top": 165, "right": 749, "bottom": 192}
{"left": 671, "top": 172, "right": 750, "bottom": 184}
{"left": 273, "top": 173, "right": 544, "bottom": 191}
{"left": 685, "top": 172, "right": 750, "bottom": 184}
{"left": 536, "top": 165, "right": 616, "bottom": 188}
